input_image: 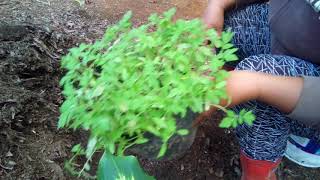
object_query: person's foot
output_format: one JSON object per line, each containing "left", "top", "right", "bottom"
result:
{"left": 285, "top": 134, "right": 320, "bottom": 168}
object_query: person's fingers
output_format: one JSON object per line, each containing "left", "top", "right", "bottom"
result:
{"left": 202, "top": 0, "right": 225, "bottom": 30}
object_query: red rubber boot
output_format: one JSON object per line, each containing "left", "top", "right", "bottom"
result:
{"left": 240, "top": 152, "right": 281, "bottom": 180}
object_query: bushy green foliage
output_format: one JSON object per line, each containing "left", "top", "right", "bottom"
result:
{"left": 59, "top": 8, "right": 254, "bottom": 178}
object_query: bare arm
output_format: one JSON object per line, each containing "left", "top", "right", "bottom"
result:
{"left": 222, "top": 71, "right": 320, "bottom": 129}
{"left": 225, "top": 71, "right": 303, "bottom": 114}
{"left": 195, "top": 71, "right": 303, "bottom": 125}
{"left": 195, "top": 70, "right": 320, "bottom": 130}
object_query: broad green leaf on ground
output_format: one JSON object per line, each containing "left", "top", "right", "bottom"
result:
{"left": 98, "top": 152, "right": 155, "bottom": 180}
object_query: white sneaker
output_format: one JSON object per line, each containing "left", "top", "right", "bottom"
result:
{"left": 284, "top": 134, "right": 320, "bottom": 168}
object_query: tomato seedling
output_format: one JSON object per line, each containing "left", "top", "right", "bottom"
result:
{"left": 59, "top": 8, "right": 254, "bottom": 179}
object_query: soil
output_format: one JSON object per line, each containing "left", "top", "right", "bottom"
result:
{"left": 0, "top": 0, "right": 319, "bottom": 180}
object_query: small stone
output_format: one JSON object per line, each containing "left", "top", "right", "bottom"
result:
{"left": 10, "top": 51, "right": 15, "bottom": 56}
{"left": 209, "top": 168, "right": 214, "bottom": 174}
{"left": 230, "top": 155, "right": 240, "bottom": 166}
{"left": 200, "top": 131, "right": 205, "bottom": 138}
{"left": 234, "top": 167, "right": 241, "bottom": 176}
{"left": 215, "top": 169, "right": 224, "bottom": 178}
{"left": 205, "top": 138, "right": 210, "bottom": 146}
{"left": 234, "top": 159, "right": 239, "bottom": 166}
{"left": 85, "top": 0, "right": 93, "bottom": 4}
{"left": 7, "top": 160, "right": 16, "bottom": 167}
{"left": 26, "top": 155, "right": 34, "bottom": 161}
{"left": 66, "top": 21, "right": 75, "bottom": 29}
{"left": 0, "top": 49, "right": 5, "bottom": 56}
{"left": 6, "top": 151, "right": 13, "bottom": 157}
{"left": 44, "top": 26, "right": 51, "bottom": 33}
{"left": 180, "top": 164, "right": 184, "bottom": 171}
{"left": 46, "top": 159, "right": 54, "bottom": 163}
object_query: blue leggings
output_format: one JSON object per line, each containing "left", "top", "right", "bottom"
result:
{"left": 224, "top": 4, "right": 320, "bottom": 162}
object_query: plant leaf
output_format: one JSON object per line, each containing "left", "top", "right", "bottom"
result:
{"left": 86, "top": 137, "right": 97, "bottom": 158}
{"left": 98, "top": 152, "right": 155, "bottom": 180}
{"left": 221, "top": 30, "right": 233, "bottom": 43}
{"left": 177, "top": 129, "right": 189, "bottom": 136}
{"left": 243, "top": 111, "right": 255, "bottom": 126}
{"left": 157, "top": 143, "right": 168, "bottom": 158}
{"left": 224, "top": 54, "right": 238, "bottom": 61}
{"left": 219, "top": 117, "right": 233, "bottom": 128}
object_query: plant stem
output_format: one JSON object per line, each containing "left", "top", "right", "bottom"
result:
{"left": 78, "top": 147, "right": 96, "bottom": 177}
{"left": 210, "top": 103, "right": 228, "bottom": 113}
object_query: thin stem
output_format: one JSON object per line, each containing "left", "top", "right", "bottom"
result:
{"left": 78, "top": 147, "right": 96, "bottom": 178}
{"left": 210, "top": 103, "right": 228, "bottom": 113}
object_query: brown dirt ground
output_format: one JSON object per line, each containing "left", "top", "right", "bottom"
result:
{"left": 0, "top": 0, "right": 319, "bottom": 180}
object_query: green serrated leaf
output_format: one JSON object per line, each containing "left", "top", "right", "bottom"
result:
{"left": 219, "top": 117, "right": 233, "bottom": 128}
{"left": 215, "top": 81, "right": 226, "bottom": 89}
{"left": 243, "top": 111, "right": 256, "bottom": 126}
{"left": 86, "top": 137, "right": 97, "bottom": 158}
{"left": 157, "top": 143, "right": 168, "bottom": 158}
{"left": 231, "top": 119, "right": 238, "bottom": 128}
{"left": 107, "top": 143, "right": 116, "bottom": 154}
{"left": 221, "top": 30, "right": 233, "bottom": 43}
{"left": 225, "top": 48, "right": 238, "bottom": 55}
{"left": 239, "top": 109, "right": 246, "bottom": 116}
{"left": 224, "top": 54, "right": 239, "bottom": 61}
{"left": 222, "top": 43, "right": 234, "bottom": 50}
{"left": 136, "top": 138, "right": 149, "bottom": 144}
{"left": 163, "top": 8, "right": 176, "bottom": 19}
{"left": 71, "top": 144, "right": 82, "bottom": 153}
{"left": 212, "top": 39, "right": 223, "bottom": 48}
{"left": 84, "top": 163, "right": 91, "bottom": 171}
{"left": 177, "top": 129, "right": 189, "bottom": 136}
{"left": 238, "top": 116, "right": 244, "bottom": 124}
{"left": 226, "top": 110, "right": 236, "bottom": 118}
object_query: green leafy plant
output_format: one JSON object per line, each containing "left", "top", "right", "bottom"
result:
{"left": 59, "top": 8, "right": 254, "bottom": 179}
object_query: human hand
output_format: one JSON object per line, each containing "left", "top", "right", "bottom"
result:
{"left": 202, "top": 0, "right": 225, "bottom": 33}
{"left": 202, "top": 0, "right": 235, "bottom": 33}
{"left": 193, "top": 70, "right": 259, "bottom": 126}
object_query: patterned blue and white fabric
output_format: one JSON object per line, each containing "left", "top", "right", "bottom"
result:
{"left": 306, "top": 0, "right": 320, "bottom": 12}
{"left": 224, "top": 4, "right": 320, "bottom": 162}
{"left": 225, "top": 4, "right": 271, "bottom": 60}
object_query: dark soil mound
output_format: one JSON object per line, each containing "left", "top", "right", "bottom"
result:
{"left": 0, "top": 24, "right": 77, "bottom": 180}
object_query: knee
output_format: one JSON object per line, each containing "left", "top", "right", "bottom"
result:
{"left": 235, "top": 55, "right": 272, "bottom": 72}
